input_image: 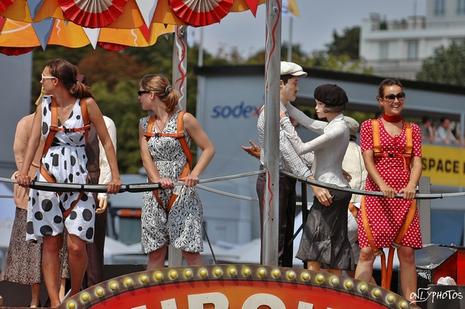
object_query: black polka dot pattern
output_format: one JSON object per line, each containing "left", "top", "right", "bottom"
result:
{"left": 69, "top": 211, "right": 77, "bottom": 220}
{"left": 42, "top": 199, "right": 52, "bottom": 212}
{"left": 40, "top": 225, "right": 53, "bottom": 236}
{"left": 54, "top": 215, "right": 62, "bottom": 224}
{"left": 85, "top": 227, "right": 94, "bottom": 240}
{"left": 82, "top": 209, "right": 92, "bottom": 221}
{"left": 42, "top": 122, "right": 49, "bottom": 135}
{"left": 52, "top": 154, "right": 59, "bottom": 166}
{"left": 26, "top": 221, "right": 34, "bottom": 234}
{"left": 34, "top": 212, "right": 43, "bottom": 220}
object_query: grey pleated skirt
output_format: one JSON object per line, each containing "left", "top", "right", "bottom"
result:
{"left": 2, "top": 208, "right": 42, "bottom": 284}
{"left": 296, "top": 189, "right": 354, "bottom": 271}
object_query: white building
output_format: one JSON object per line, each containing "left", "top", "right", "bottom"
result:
{"left": 360, "top": 0, "right": 465, "bottom": 79}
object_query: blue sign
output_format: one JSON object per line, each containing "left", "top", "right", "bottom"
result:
{"left": 211, "top": 102, "right": 261, "bottom": 119}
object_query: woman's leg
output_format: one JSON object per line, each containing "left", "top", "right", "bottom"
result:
{"left": 30, "top": 283, "right": 40, "bottom": 307}
{"left": 42, "top": 235, "right": 63, "bottom": 308}
{"left": 59, "top": 278, "right": 67, "bottom": 301}
{"left": 147, "top": 246, "right": 167, "bottom": 270}
{"left": 67, "top": 234, "right": 87, "bottom": 296}
{"left": 182, "top": 251, "right": 203, "bottom": 266}
{"left": 397, "top": 246, "right": 417, "bottom": 302}
{"left": 355, "top": 247, "right": 375, "bottom": 282}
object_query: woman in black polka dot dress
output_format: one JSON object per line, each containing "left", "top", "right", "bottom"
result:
{"left": 138, "top": 74, "right": 215, "bottom": 270}
{"left": 16, "top": 58, "right": 121, "bottom": 307}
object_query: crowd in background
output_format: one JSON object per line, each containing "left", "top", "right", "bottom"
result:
{"left": 421, "top": 116, "right": 464, "bottom": 146}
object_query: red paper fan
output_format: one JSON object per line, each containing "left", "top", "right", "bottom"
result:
{"left": 98, "top": 42, "right": 127, "bottom": 52}
{"left": 169, "top": 0, "right": 234, "bottom": 27}
{"left": 0, "top": 46, "right": 35, "bottom": 56}
{"left": 58, "top": 0, "right": 129, "bottom": 28}
{"left": 0, "top": 0, "right": 13, "bottom": 14}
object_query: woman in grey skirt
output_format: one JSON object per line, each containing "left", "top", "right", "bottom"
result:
{"left": 3, "top": 113, "right": 42, "bottom": 307}
{"left": 281, "top": 84, "right": 353, "bottom": 276}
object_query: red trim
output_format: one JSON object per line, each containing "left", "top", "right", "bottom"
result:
{"left": 169, "top": 0, "right": 234, "bottom": 26}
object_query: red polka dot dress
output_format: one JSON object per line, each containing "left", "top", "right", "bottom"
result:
{"left": 357, "top": 119, "right": 423, "bottom": 249}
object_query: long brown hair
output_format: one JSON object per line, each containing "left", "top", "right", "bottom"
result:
{"left": 45, "top": 58, "right": 92, "bottom": 99}
{"left": 377, "top": 78, "right": 403, "bottom": 100}
{"left": 139, "top": 74, "right": 180, "bottom": 113}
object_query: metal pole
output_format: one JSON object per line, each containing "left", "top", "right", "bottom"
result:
{"left": 169, "top": 25, "right": 188, "bottom": 266}
{"left": 418, "top": 176, "right": 431, "bottom": 244}
{"left": 287, "top": 16, "right": 293, "bottom": 61}
{"left": 198, "top": 28, "right": 204, "bottom": 67}
{"left": 172, "top": 25, "right": 188, "bottom": 109}
{"left": 262, "top": 0, "right": 282, "bottom": 266}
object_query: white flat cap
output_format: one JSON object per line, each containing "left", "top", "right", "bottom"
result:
{"left": 280, "top": 61, "right": 308, "bottom": 77}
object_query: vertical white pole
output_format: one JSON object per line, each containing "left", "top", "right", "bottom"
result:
{"left": 173, "top": 25, "right": 188, "bottom": 110}
{"left": 418, "top": 176, "right": 431, "bottom": 244}
{"left": 198, "top": 28, "right": 204, "bottom": 67}
{"left": 169, "top": 25, "right": 188, "bottom": 266}
{"left": 263, "top": 0, "right": 282, "bottom": 266}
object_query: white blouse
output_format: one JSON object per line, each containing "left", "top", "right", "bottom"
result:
{"left": 281, "top": 104, "right": 349, "bottom": 188}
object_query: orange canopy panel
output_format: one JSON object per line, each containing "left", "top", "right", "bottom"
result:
{"left": 0, "top": 0, "right": 262, "bottom": 28}
{"left": 0, "top": 17, "right": 174, "bottom": 48}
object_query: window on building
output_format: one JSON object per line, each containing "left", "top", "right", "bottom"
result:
{"left": 435, "top": 0, "right": 445, "bottom": 15}
{"left": 458, "top": 0, "right": 465, "bottom": 14}
{"left": 407, "top": 40, "right": 419, "bottom": 60}
{"left": 379, "top": 41, "right": 389, "bottom": 60}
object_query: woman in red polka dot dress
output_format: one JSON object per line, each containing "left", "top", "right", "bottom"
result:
{"left": 355, "top": 79, "right": 423, "bottom": 302}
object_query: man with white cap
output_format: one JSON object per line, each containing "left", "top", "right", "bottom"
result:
{"left": 255, "top": 61, "right": 313, "bottom": 267}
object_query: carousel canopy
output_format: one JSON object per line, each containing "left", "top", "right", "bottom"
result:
{"left": 0, "top": 0, "right": 267, "bottom": 54}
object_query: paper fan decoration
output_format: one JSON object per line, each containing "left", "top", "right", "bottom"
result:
{"left": 169, "top": 0, "right": 234, "bottom": 27}
{"left": 57, "top": 0, "right": 129, "bottom": 28}
{"left": 0, "top": 0, "right": 13, "bottom": 14}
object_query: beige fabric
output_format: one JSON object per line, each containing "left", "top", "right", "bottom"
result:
{"left": 342, "top": 141, "right": 367, "bottom": 204}
{"left": 12, "top": 114, "right": 42, "bottom": 209}
{"left": 97, "top": 116, "right": 117, "bottom": 200}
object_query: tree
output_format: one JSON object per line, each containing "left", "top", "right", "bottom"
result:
{"left": 417, "top": 42, "right": 465, "bottom": 86}
{"left": 326, "top": 26, "right": 360, "bottom": 60}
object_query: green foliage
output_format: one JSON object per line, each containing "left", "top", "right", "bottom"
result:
{"left": 91, "top": 80, "right": 144, "bottom": 173}
{"left": 326, "top": 26, "right": 361, "bottom": 60}
{"left": 305, "top": 51, "right": 373, "bottom": 74}
{"left": 417, "top": 41, "right": 465, "bottom": 86}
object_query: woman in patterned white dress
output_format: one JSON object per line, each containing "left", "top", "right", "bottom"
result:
{"left": 355, "top": 79, "right": 422, "bottom": 302}
{"left": 16, "top": 58, "right": 121, "bottom": 307}
{"left": 138, "top": 74, "right": 214, "bottom": 270}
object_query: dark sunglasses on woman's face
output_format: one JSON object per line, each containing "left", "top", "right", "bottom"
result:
{"left": 384, "top": 92, "right": 406, "bottom": 101}
{"left": 138, "top": 90, "right": 152, "bottom": 96}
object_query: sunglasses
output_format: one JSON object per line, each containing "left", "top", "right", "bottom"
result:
{"left": 137, "top": 90, "right": 152, "bottom": 96}
{"left": 383, "top": 92, "right": 406, "bottom": 102}
{"left": 41, "top": 74, "right": 57, "bottom": 82}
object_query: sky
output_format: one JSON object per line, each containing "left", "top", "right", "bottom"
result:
{"left": 188, "top": 0, "right": 426, "bottom": 57}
